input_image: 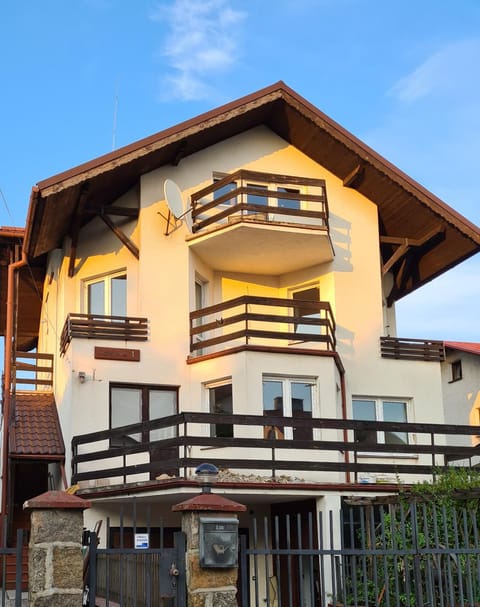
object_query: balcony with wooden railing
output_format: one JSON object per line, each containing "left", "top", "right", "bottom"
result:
{"left": 60, "top": 313, "right": 149, "bottom": 355}
{"left": 189, "top": 295, "right": 336, "bottom": 359}
{"left": 380, "top": 337, "right": 445, "bottom": 362}
{"left": 12, "top": 351, "right": 54, "bottom": 392}
{"left": 187, "top": 170, "right": 333, "bottom": 275}
{"left": 71, "top": 412, "right": 480, "bottom": 488}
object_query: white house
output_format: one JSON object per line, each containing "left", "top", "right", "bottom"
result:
{"left": 1, "top": 83, "right": 480, "bottom": 571}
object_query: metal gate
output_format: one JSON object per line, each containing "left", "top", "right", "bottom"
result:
{"left": 240, "top": 503, "right": 480, "bottom": 607}
{"left": 85, "top": 520, "right": 185, "bottom": 607}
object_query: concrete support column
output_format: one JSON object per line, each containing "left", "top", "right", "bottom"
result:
{"left": 24, "top": 490, "right": 90, "bottom": 607}
{"left": 173, "top": 491, "right": 246, "bottom": 607}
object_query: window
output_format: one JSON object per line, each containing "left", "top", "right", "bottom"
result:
{"left": 451, "top": 360, "right": 462, "bottom": 382}
{"left": 292, "top": 286, "right": 321, "bottom": 336}
{"left": 208, "top": 382, "right": 233, "bottom": 438}
{"left": 246, "top": 183, "right": 268, "bottom": 212}
{"left": 85, "top": 271, "right": 126, "bottom": 316}
{"left": 262, "top": 377, "right": 315, "bottom": 440}
{"left": 213, "top": 179, "right": 237, "bottom": 205}
{"left": 110, "top": 384, "right": 178, "bottom": 446}
{"left": 352, "top": 398, "right": 408, "bottom": 447}
{"left": 277, "top": 186, "right": 300, "bottom": 210}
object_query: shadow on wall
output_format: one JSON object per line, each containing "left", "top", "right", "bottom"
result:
{"left": 329, "top": 213, "right": 352, "bottom": 273}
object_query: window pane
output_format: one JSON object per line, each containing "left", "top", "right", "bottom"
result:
{"left": 383, "top": 401, "right": 408, "bottom": 445}
{"left": 291, "top": 382, "right": 312, "bottom": 413}
{"left": 111, "top": 387, "right": 142, "bottom": 444}
{"left": 111, "top": 275, "right": 127, "bottom": 316}
{"left": 263, "top": 380, "right": 284, "bottom": 439}
{"left": 277, "top": 187, "right": 300, "bottom": 209}
{"left": 352, "top": 399, "right": 377, "bottom": 446}
{"left": 263, "top": 380, "right": 283, "bottom": 414}
{"left": 214, "top": 181, "right": 236, "bottom": 205}
{"left": 291, "top": 382, "right": 313, "bottom": 440}
{"left": 209, "top": 384, "right": 233, "bottom": 438}
{"left": 88, "top": 281, "right": 105, "bottom": 315}
{"left": 352, "top": 400, "right": 376, "bottom": 421}
{"left": 247, "top": 183, "right": 268, "bottom": 207}
{"left": 150, "top": 390, "right": 177, "bottom": 441}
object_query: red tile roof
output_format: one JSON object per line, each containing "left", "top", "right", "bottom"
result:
{"left": 10, "top": 393, "right": 65, "bottom": 459}
{"left": 445, "top": 341, "right": 480, "bottom": 356}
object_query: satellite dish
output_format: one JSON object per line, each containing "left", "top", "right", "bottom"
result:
{"left": 164, "top": 179, "right": 184, "bottom": 219}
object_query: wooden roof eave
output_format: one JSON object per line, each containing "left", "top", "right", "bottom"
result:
{"left": 22, "top": 82, "right": 480, "bottom": 296}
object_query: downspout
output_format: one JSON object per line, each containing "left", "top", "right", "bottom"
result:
{"left": 333, "top": 353, "right": 350, "bottom": 484}
{"left": 1, "top": 249, "right": 27, "bottom": 545}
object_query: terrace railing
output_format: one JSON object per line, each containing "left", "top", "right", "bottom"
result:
{"left": 190, "top": 170, "right": 329, "bottom": 234}
{"left": 12, "top": 351, "right": 53, "bottom": 392}
{"left": 380, "top": 336, "right": 445, "bottom": 362}
{"left": 71, "top": 412, "right": 480, "bottom": 486}
{"left": 60, "top": 313, "right": 148, "bottom": 355}
{"left": 190, "top": 295, "right": 336, "bottom": 358}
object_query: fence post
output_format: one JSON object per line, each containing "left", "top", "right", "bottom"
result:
{"left": 24, "top": 490, "right": 91, "bottom": 607}
{"left": 172, "top": 491, "right": 246, "bottom": 607}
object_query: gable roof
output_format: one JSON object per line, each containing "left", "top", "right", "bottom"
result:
{"left": 445, "top": 341, "right": 480, "bottom": 356}
{"left": 19, "top": 81, "right": 480, "bottom": 303}
{"left": 10, "top": 392, "right": 65, "bottom": 460}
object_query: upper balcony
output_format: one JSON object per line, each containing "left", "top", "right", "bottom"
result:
{"left": 189, "top": 295, "right": 336, "bottom": 360}
{"left": 187, "top": 170, "right": 333, "bottom": 275}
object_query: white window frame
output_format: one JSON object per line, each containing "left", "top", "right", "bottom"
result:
{"left": 352, "top": 396, "right": 412, "bottom": 455}
{"left": 262, "top": 375, "right": 318, "bottom": 440}
{"left": 83, "top": 269, "right": 127, "bottom": 316}
{"left": 203, "top": 378, "right": 233, "bottom": 444}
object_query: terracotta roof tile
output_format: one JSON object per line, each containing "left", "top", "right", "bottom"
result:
{"left": 10, "top": 392, "right": 65, "bottom": 459}
{"left": 445, "top": 341, "right": 480, "bottom": 356}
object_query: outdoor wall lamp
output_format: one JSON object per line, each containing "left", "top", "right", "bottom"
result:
{"left": 78, "top": 371, "right": 86, "bottom": 383}
{"left": 195, "top": 463, "right": 219, "bottom": 493}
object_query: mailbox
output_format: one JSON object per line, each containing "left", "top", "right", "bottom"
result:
{"left": 199, "top": 517, "right": 239, "bottom": 568}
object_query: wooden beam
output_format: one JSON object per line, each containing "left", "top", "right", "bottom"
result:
{"left": 99, "top": 214, "right": 139, "bottom": 259}
{"left": 343, "top": 164, "right": 364, "bottom": 188}
{"left": 84, "top": 205, "right": 139, "bottom": 218}
{"left": 68, "top": 186, "right": 89, "bottom": 277}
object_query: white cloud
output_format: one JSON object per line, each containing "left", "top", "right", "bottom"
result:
{"left": 389, "top": 39, "right": 480, "bottom": 103}
{"left": 151, "top": 0, "right": 246, "bottom": 101}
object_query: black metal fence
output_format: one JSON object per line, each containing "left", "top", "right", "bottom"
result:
{"left": 241, "top": 503, "right": 480, "bottom": 607}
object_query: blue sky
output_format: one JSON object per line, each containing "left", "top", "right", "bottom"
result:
{"left": 1, "top": 0, "right": 479, "bottom": 341}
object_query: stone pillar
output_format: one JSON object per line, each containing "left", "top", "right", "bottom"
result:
{"left": 173, "top": 492, "right": 246, "bottom": 607}
{"left": 24, "top": 490, "right": 91, "bottom": 607}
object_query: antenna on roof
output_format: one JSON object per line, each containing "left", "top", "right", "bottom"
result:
{"left": 160, "top": 179, "right": 193, "bottom": 235}
{"left": 112, "top": 81, "right": 120, "bottom": 150}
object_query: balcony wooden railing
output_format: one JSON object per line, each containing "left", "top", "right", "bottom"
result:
{"left": 71, "top": 412, "right": 480, "bottom": 486}
{"left": 380, "top": 337, "right": 445, "bottom": 362}
{"left": 60, "top": 313, "right": 148, "bottom": 355}
{"left": 189, "top": 295, "right": 336, "bottom": 358}
{"left": 12, "top": 351, "right": 53, "bottom": 391}
{"left": 190, "top": 170, "right": 329, "bottom": 234}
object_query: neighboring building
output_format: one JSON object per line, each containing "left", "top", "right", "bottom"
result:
{"left": 442, "top": 342, "right": 480, "bottom": 452}
{"left": 1, "top": 82, "right": 480, "bottom": 580}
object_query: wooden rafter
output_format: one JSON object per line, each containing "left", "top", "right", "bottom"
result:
{"left": 68, "top": 186, "right": 89, "bottom": 277}
{"left": 380, "top": 223, "right": 445, "bottom": 276}
{"left": 99, "top": 214, "right": 139, "bottom": 259}
{"left": 343, "top": 163, "right": 365, "bottom": 188}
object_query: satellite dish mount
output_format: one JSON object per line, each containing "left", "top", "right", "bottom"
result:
{"left": 161, "top": 179, "right": 192, "bottom": 236}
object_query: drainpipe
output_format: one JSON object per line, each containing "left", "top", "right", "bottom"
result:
{"left": 334, "top": 353, "right": 350, "bottom": 484}
{"left": 1, "top": 248, "right": 27, "bottom": 546}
